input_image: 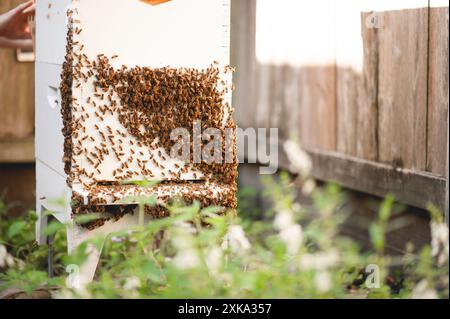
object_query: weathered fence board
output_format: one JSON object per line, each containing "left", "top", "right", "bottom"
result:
{"left": 233, "top": 0, "right": 337, "bottom": 150}
{"left": 357, "top": 11, "right": 380, "bottom": 162}
{"left": 336, "top": 65, "right": 358, "bottom": 157}
{"left": 307, "top": 148, "right": 447, "bottom": 212}
{"left": 232, "top": 0, "right": 448, "bottom": 211}
{"left": 0, "top": 0, "right": 35, "bottom": 163}
{"left": 427, "top": 5, "right": 449, "bottom": 177}
{"left": 0, "top": 138, "right": 34, "bottom": 163}
{"left": 0, "top": 49, "right": 34, "bottom": 141}
{"left": 0, "top": 1, "right": 34, "bottom": 141}
{"left": 336, "top": 2, "right": 380, "bottom": 161}
{"left": 299, "top": 66, "right": 337, "bottom": 150}
{"left": 336, "top": 1, "right": 359, "bottom": 157}
{"left": 335, "top": 2, "right": 381, "bottom": 162}
{"left": 377, "top": 5, "right": 429, "bottom": 171}
{"left": 231, "top": 0, "right": 257, "bottom": 130}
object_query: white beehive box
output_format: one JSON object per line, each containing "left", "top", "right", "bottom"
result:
{"left": 35, "top": 0, "right": 235, "bottom": 283}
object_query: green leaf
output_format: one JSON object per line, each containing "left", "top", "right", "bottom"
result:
{"left": 43, "top": 221, "right": 65, "bottom": 237}
{"left": 47, "top": 197, "right": 67, "bottom": 208}
{"left": 201, "top": 206, "right": 224, "bottom": 217}
{"left": 8, "top": 221, "right": 27, "bottom": 238}
{"left": 121, "top": 179, "right": 160, "bottom": 188}
{"left": 0, "top": 200, "right": 6, "bottom": 214}
{"left": 63, "top": 242, "right": 89, "bottom": 266}
{"left": 89, "top": 235, "right": 106, "bottom": 251}
{"left": 379, "top": 195, "right": 394, "bottom": 222}
{"left": 326, "top": 182, "right": 341, "bottom": 196}
{"left": 74, "top": 213, "right": 110, "bottom": 225}
{"left": 119, "top": 195, "right": 157, "bottom": 206}
{"left": 427, "top": 203, "right": 444, "bottom": 224}
{"left": 143, "top": 260, "right": 165, "bottom": 284}
{"left": 369, "top": 224, "right": 384, "bottom": 252}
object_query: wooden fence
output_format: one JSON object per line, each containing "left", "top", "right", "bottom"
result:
{"left": 0, "top": 0, "right": 35, "bottom": 163}
{"left": 231, "top": 0, "right": 449, "bottom": 214}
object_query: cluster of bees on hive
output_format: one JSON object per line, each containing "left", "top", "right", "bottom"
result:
{"left": 60, "top": 8, "right": 237, "bottom": 227}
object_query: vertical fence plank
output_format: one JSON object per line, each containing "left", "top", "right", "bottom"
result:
{"left": 336, "top": 0, "right": 378, "bottom": 161}
{"left": 357, "top": 10, "right": 380, "bottom": 161}
{"left": 246, "top": 1, "right": 337, "bottom": 151}
{"left": 336, "top": 1, "right": 360, "bottom": 157}
{"left": 231, "top": 0, "right": 257, "bottom": 129}
{"left": 254, "top": 64, "right": 301, "bottom": 142}
{"left": 427, "top": 3, "right": 449, "bottom": 176}
{"left": 0, "top": 1, "right": 35, "bottom": 142}
{"left": 335, "top": 1, "right": 379, "bottom": 160}
{"left": 255, "top": 64, "right": 277, "bottom": 131}
{"left": 299, "top": 66, "right": 337, "bottom": 150}
{"left": 377, "top": 5, "right": 429, "bottom": 170}
{"left": 281, "top": 65, "right": 301, "bottom": 141}
{"left": 336, "top": 69, "right": 358, "bottom": 156}
{"left": 267, "top": 65, "right": 285, "bottom": 135}
{"left": 297, "top": 0, "right": 337, "bottom": 151}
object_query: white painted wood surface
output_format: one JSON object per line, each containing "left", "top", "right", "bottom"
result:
{"left": 35, "top": 0, "right": 233, "bottom": 284}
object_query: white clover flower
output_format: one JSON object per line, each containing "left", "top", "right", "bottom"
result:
{"left": 111, "top": 236, "right": 124, "bottom": 243}
{"left": 171, "top": 227, "right": 196, "bottom": 251}
{"left": 5, "top": 255, "right": 14, "bottom": 268}
{"left": 16, "top": 259, "right": 26, "bottom": 270}
{"left": 292, "top": 202, "right": 302, "bottom": 213}
{"left": 170, "top": 222, "right": 201, "bottom": 270}
{"left": 173, "top": 221, "right": 197, "bottom": 235}
{"left": 431, "top": 222, "right": 449, "bottom": 266}
{"left": 0, "top": 245, "right": 7, "bottom": 268}
{"left": 279, "top": 224, "right": 303, "bottom": 255}
{"left": 0, "top": 244, "right": 14, "bottom": 269}
{"left": 315, "top": 271, "right": 332, "bottom": 293}
{"left": 205, "top": 246, "right": 222, "bottom": 274}
{"left": 300, "top": 249, "right": 339, "bottom": 271}
{"left": 284, "top": 140, "right": 312, "bottom": 177}
{"left": 412, "top": 280, "right": 438, "bottom": 299}
{"left": 164, "top": 257, "right": 173, "bottom": 263}
{"left": 274, "top": 210, "right": 294, "bottom": 231}
{"left": 173, "top": 249, "right": 200, "bottom": 270}
{"left": 123, "top": 276, "right": 141, "bottom": 291}
{"left": 302, "top": 179, "right": 316, "bottom": 196}
{"left": 223, "top": 225, "right": 251, "bottom": 254}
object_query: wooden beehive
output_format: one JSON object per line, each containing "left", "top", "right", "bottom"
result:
{"left": 35, "top": 0, "right": 235, "bottom": 239}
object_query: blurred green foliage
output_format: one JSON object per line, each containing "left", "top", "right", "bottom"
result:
{"left": 0, "top": 171, "right": 448, "bottom": 299}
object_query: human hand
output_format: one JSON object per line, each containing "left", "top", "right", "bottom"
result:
{"left": 0, "top": 1, "right": 35, "bottom": 40}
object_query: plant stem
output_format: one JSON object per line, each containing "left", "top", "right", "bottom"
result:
{"left": 139, "top": 204, "right": 145, "bottom": 228}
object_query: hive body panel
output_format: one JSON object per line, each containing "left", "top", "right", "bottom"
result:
{"left": 35, "top": 62, "right": 66, "bottom": 177}
{"left": 36, "top": 0, "right": 236, "bottom": 216}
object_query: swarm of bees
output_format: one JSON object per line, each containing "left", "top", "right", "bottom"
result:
{"left": 72, "top": 180, "right": 237, "bottom": 230}
{"left": 60, "top": 9, "right": 237, "bottom": 226}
